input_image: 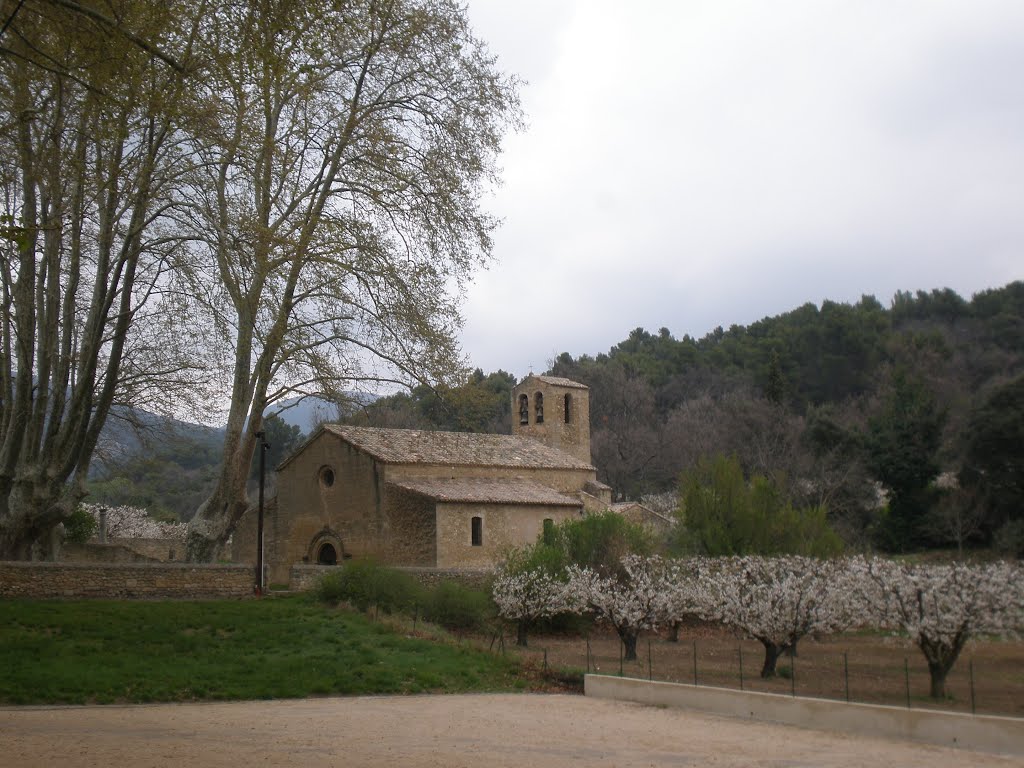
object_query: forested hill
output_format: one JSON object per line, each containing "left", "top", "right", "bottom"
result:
{"left": 558, "top": 282, "right": 1022, "bottom": 410}
{"left": 359, "top": 282, "right": 1024, "bottom": 554}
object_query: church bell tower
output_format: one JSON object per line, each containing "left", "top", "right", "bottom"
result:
{"left": 511, "top": 375, "right": 591, "bottom": 465}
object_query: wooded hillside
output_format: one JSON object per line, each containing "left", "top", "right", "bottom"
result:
{"left": 359, "top": 282, "right": 1024, "bottom": 554}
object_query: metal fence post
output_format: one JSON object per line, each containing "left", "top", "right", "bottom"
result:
{"left": 843, "top": 652, "right": 849, "bottom": 702}
{"left": 648, "top": 639, "right": 653, "bottom": 681}
{"left": 586, "top": 635, "right": 591, "bottom": 673}
{"left": 738, "top": 645, "right": 744, "bottom": 691}
{"left": 904, "top": 657, "right": 911, "bottom": 708}
{"left": 970, "top": 659, "right": 976, "bottom": 715}
{"left": 692, "top": 640, "right": 698, "bottom": 685}
{"left": 791, "top": 655, "right": 796, "bottom": 697}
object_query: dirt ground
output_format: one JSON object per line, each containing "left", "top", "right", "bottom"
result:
{"left": 1, "top": 693, "right": 1019, "bottom": 768}
{"left": 508, "top": 625, "right": 1024, "bottom": 717}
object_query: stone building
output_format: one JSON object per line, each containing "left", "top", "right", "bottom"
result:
{"left": 233, "top": 375, "right": 612, "bottom": 586}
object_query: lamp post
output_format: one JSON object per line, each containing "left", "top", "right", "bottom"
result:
{"left": 255, "top": 430, "right": 270, "bottom": 595}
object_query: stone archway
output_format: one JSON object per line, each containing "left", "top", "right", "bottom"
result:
{"left": 307, "top": 527, "right": 344, "bottom": 566}
{"left": 317, "top": 542, "right": 338, "bottom": 565}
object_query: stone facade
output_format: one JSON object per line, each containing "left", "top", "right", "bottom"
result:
{"left": 0, "top": 561, "right": 252, "bottom": 599}
{"left": 234, "top": 375, "right": 610, "bottom": 586}
{"left": 611, "top": 502, "right": 675, "bottom": 536}
{"left": 512, "top": 375, "right": 591, "bottom": 464}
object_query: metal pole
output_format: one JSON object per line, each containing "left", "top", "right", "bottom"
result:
{"left": 692, "top": 640, "right": 698, "bottom": 685}
{"left": 586, "top": 635, "right": 591, "bottom": 673}
{"left": 791, "top": 655, "right": 796, "bottom": 697}
{"left": 648, "top": 639, "right": 653, "bottom": 681}
{"left": 738, "top": 645, "right": 744, "bottom": 691}
{"left": 543, "top": 648, "right": 548, "bottom": 675}
{"left": 844, "top": 652, "right": 850, "bottom": 702}
{"left": 904, "top": 657, "right": 911, "bottom": 708}
{"left": 255, "top": 430, "right": 269, "bottom": 595}
{"left": 969, "top": 660, "right": 976, "bottom": 715}
{"left": 619, "top": 638, "right": 624, "bottom": 676}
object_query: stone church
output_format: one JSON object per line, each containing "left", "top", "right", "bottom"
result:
{"left": 233, "top": 375, "right": 615, "bottom": 586}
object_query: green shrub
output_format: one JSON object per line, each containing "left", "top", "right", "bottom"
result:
{"left": 313, "top": 569, "right": 347, "bottom": 604}
{"left": 64, "top": 507, "right": 97, "bottom": 544}
{"left": 422, "top": 580, "right": 494, "bottom": 634}
{"left": 313, "top": 559, "right": 423, "bottom": 614}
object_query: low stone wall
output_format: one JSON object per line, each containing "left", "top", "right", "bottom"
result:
{"left": 288, "top": 564, "right": 492, "bottom": 592}
{"left": 0, "top": 561, "right": 253, "bottom": 599}
{"left": 585, "top": 674, "right": 1024, "bottom": 757}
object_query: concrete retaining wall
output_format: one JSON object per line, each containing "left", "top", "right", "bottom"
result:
{"left": 0, "top": 561, "right": 253, "bottom": 599}
{"left": 585, "top": 674, "right": 1024, "bottom": 757}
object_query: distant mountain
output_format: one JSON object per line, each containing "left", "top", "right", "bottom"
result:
{"left": 268, "top": 392, "right": 378, "bottom": 433}
{"left": 267, "top": 396, "right": 339, "bottom": 433}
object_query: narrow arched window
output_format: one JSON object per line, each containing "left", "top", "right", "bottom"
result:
{"left": 471, "top": 516, "right": 483, "bottom": 546}
{"left": 542, "top": 518, "right": 555, "bottom": 545}
{"left": 518, "top": 394, "right": 529, "bottom": 425}
{"left": 564, "top": 394, "right": 572, "bottom": 424}
{"left": 535, "top": 392, "right": 544, "bottom": 424}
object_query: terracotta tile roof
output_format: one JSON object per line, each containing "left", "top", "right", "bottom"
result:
{"left": 529, "top": 375, "right": 589, "bottom": 390}
{"left": 320, "top": 425, "right": 594, "bottom": 470}
{"left": 389, "top": 478, "right": 582, "bottom": 507}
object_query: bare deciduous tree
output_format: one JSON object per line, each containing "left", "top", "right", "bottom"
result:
{"left": 0, "top": 0, "right": 198, "bottom": 558}
{"left": 181, "top": 0, "right": 520, "bottom": 560}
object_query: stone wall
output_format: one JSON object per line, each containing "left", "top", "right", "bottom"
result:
{"left": 63, "top": 538, "right": 186, "bottom": 564}
{"left": 434, "top": 501, "right": 578, "bottom": 568}
{"left": 0, "top": 561, "right": 253, "bottom": 599}
{"left": 289, "top": 563, "right": 492, "bottom": 592}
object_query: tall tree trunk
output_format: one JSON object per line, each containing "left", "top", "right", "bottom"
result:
{"left": 667, "top": 620, "right": 680, "bottom": 642}
{"left": 760, "top": 640, "right": 786, "bottom": 678}
{"left": 516, "top": 620, "right": 529, "bottom": 647}
{"left": 619, "top": 627, "right": 639, "bottom": 661}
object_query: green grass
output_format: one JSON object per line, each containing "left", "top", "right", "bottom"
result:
{"left": 0, "top": 595, "right": 524, "bottom": 704}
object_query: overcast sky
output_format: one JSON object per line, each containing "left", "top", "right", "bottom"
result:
{"left": 457, "top": 0, "right": 1024, "bottom": 379}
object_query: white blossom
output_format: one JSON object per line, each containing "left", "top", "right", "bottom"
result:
{"left": 82, "top": 503, "right": 187, "bottom": 540}
{"left": 853, "top": 556, "right": 1024, "bottom": 697}
{"left": 492, "top": 567, "right": 573, "bottom": 623}
{"left": 566, "top": 555, "right": 674, "bottom": 659}
{"left": 700, "top": 555, "right": 858, "bottom": 676}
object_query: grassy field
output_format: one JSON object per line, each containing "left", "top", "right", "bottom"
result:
{"left": 0, "top": 596, "right": 528, "bottom": 704}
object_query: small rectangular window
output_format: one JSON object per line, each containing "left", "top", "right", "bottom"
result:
{"left": 471, "top": 516, "right": 483, "bottom": 546}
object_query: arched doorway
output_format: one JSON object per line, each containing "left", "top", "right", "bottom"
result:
{"left": 317, "top": 542, "right": 338, "bottom": 565}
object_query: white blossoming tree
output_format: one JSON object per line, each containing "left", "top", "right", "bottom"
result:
{"left": 856, "top": 557, "right": 1024, "bottom": 698}
{"left": 660, "top": 557, "right": 710, "bottom": 642}
{"left": 701, "top": 555, "right": 859, "bottom": 677}
{"left": 492, "top": 566, "right": 575, "bottom": 647}
{"left": 81, "top": 504, "right": 186, "bottom": 540}
{"left": 566, "top": 555, "right": 673, "bottom": 661}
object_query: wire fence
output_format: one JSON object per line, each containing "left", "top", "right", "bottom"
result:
{"left": 499, "top": 628, "right": 1024, "bottom": 719}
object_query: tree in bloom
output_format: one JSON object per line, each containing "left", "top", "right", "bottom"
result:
{"left": 566, "top": 555, "right": 673, "bottom": 661}
{"left": 491, "top": 566, "right": 574, "bottom": 647}
{"left": 81, "top": 504, "right": 186, "bottom": 540}
{"left": 660, "top": 557, "right": 710, "bottom": 642}
{"left": 701, "top": 555, "right": 859, "bottom": 677}
{"left": 855, "top": 557, "right": 1024, "bottom": 698}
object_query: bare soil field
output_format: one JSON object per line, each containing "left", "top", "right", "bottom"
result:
{"left": 505, "top": 623, "right": 1024, "bottom": 717}
{"left": 1, "top": 693, "right": 1020, "bottom": 768}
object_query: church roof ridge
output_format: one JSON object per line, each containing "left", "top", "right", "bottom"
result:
{"left": 389, "top": 477, "right": 581, "bottom": 506}
{"left": 317, "top": 424, "right": 594, "bottom": 471}
{"left": 522, "top": 375, "right": 589, "bottom": 389}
